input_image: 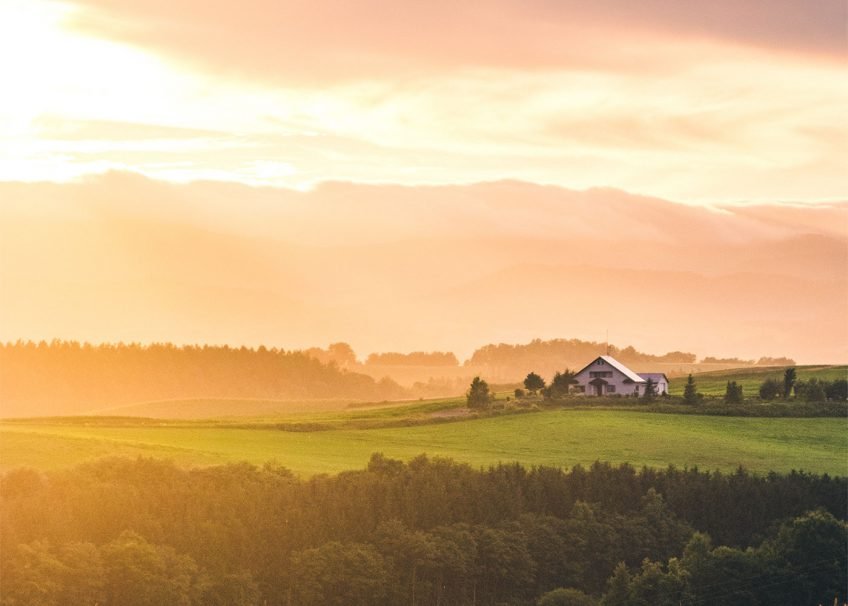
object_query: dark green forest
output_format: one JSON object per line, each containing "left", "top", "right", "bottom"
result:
{"left": 1, "top": 456, "right": 844, "bottom": 605}
{"left": 0, "top": 341, "right": 406, "bottom": 416}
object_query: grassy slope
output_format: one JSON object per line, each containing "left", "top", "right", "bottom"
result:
{"left": 2, "top": 410, "right": 845, "bottom": 477}
{"left": 668, "top": 365, "right": 846, "bottom": 396}
{"left": 74, "top": 365, "right": 847, "bottom": 419}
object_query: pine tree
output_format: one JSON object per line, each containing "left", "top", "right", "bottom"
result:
{"left": 641, "top": 378, "right": 657, "bottom": 403}
{"left": 724, "top": 381, "right": 743, "bottom": 404}
{"left": 682, "top": 374, "right": 699, "bottom": 405}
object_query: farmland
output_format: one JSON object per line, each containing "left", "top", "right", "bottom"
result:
{"left": 2, "top": 407, "right": 845, "bottom": 477}
{"left": 667, "top": 364, "right": 846, "bottom": 395}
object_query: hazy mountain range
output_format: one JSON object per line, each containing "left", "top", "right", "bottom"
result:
{"left": 1, "top": 172, "right": 845, "bottom": 363}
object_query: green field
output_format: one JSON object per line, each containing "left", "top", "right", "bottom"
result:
{"left": 2, "top": 409, "right": 845, "bottom": 477}
{"left": 669, "top": 365, "right": 846, "bottom": 396}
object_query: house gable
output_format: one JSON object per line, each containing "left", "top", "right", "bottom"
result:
{"left": 573, "top": 355, "right": 646, "bottom": 396}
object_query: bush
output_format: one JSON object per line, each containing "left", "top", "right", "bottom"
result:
{"left": 826, "top": 379, "right": 847, "bottom": 401}
{"left": 759, "top": 378, "right": 781, "bottom": 401}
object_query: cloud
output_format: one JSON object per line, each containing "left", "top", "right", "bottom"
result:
{"left": 32, "top": 116, "right": 225, "bottom": 140}
{"left": 66, "top": 0, "right": 845, "bottom": 85}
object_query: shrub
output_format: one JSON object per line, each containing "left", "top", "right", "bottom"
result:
{"left": 759, "top": 378, "right": 781, "bottom": 401}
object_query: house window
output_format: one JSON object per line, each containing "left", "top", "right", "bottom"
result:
{"left": 590, "top": 371, "right": 613, "bottom": 378}
{"left": 606, "top": 385, "right": 616, "bottom": 393}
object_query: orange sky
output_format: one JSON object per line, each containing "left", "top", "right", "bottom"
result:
{"left": 1, "top": 0, "right": 846, "bottom": 202}
{"left": 1, "top": 1, "right": 847, "bottom": 362}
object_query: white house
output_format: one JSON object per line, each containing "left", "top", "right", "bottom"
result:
{"left": 573, "top": 355, "right": 669, "bottom": 397}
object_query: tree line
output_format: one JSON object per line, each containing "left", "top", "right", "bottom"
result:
{"left": 0, "top": 340, "right": 406, "bottom": 416}
{"left": 1, "top": 456, "right": 844, "bottom": 605}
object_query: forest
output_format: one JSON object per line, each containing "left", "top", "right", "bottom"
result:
{"left": 0, "top": 341, "right": 407, "bottom": 416}
{"left": 1, "top": 455, "right": 844, "bottom": 605}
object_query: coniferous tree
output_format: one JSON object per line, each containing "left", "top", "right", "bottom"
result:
{"left": 641, "top": 378, "right": 657, "bottom": 403}
{"left": 682, "top": 374, "right": 699, "bottom": 405}
{"left": 724, "top": 381, "right": 743, "bottom": 404}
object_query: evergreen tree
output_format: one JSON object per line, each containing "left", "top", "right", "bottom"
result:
{"left": 682, "top": 374, "right": 699, "bottom": 405}
{"left": 724, "top": 381, "right": 743, "bottom": 404}
{"left": 641, "top": 378, "right": 657, "bottom": 403}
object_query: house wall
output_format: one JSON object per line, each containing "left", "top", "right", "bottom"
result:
{"left": 574, "top": 358, "right": 641, "bottom": 396}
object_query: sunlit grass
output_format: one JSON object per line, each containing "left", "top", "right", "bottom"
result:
{"left": 2, "top": 410, "right": 844, "bottom": 477}
{"left": 670, "top": 365, "right": 847, "bottom": 396}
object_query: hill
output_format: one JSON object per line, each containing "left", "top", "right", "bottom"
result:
{"left": 2, "top": 175, "right": 846, "bottom": 363}
{"left": 2, "top": 407, "right": 845, "bottom": 476}
{"left": 670, "top": 365, "right": 847, "bottom": 396}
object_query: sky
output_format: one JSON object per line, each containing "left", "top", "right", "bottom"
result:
{"left": 1, "top": 0, "right": 846, "bottom": 362}
{"left": 1, "top": 0, "right": 846, "bottom": 203}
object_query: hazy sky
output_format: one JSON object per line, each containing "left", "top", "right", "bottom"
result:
{"left": 2, "top": 0, "right": 846, "bottom": 203}
{"left": 2, "top": 1, "right": 846, "bottom": 362}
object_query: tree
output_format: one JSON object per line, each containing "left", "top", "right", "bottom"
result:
{"left": 724, "top": 381, "right": 743, "bottom": 404}
{"left": 825, "top": 379, "right": 847, "bottom": 401}
{"left": 101, "top": 531, "right": 202, "bottom": 606}
{"left": 549, "top": 369, "right": 577, "bottom": 398}
{"left": 524, "top": 372, "right": 546, "bottom": 394}
{"left": 765, "top": 509, "right": 848, "bottom": 605}
{"left": 289, "top": 542, "right": 388, "bottom": 606}
{"left": 758, "top": 378, "right": 781, "bottom": 401}
{"left": 327, "top": 342, "right": 357, "bottom": 368}
{"left": 538, "top": 587, "right": 597, "bottom": 606}
{"left": 682, "top": 374, "right": 699, "bottom": 405}
{"left": 467, "top": 376, "right": 492, "bottom": 409}
{"left": 801, "top": 378, "right": 826, "bottom": 402}
{"left": 600, "top": 563, "right": 631, "bottom": 606}
{"left": 641, "top": 378, "right": 657, "bottom": 403}
{"left": 783, "top": 367, "right": 797, "bottom": 399}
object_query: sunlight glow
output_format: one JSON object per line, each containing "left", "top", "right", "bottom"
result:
{"left": 1, "top": 0, "right": 846, "bottom": 201}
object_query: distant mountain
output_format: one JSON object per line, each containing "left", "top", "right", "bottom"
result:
{"left": 1, "top": 173, "right": 845, "bottom": 363}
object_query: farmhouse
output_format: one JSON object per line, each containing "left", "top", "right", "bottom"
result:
{"left": 573, "top": 355, "right": 668, "bottom": 397}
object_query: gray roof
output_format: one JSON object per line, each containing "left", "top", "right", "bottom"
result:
{"left": 575, "top": 355, "right": 646, "bottom": 383}
{"left": 638, "top": 373, "right": 669, "bottom": 383}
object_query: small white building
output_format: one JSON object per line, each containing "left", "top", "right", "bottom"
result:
{"left": 573, "top": 355, "right": 668, "bottom": 397}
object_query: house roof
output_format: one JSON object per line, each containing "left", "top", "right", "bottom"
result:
{"left": 638, "top": 373, "right": 669, "bottom": 383}
{"left": 575, "top": 355, "right": 645, "bottom": 383}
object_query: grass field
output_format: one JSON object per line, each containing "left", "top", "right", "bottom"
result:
{"left": 668, "top": 365, "right": 846, "bottom": 396}
{"left": 2, "top": 409, "right": 845, "bottom": 477}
